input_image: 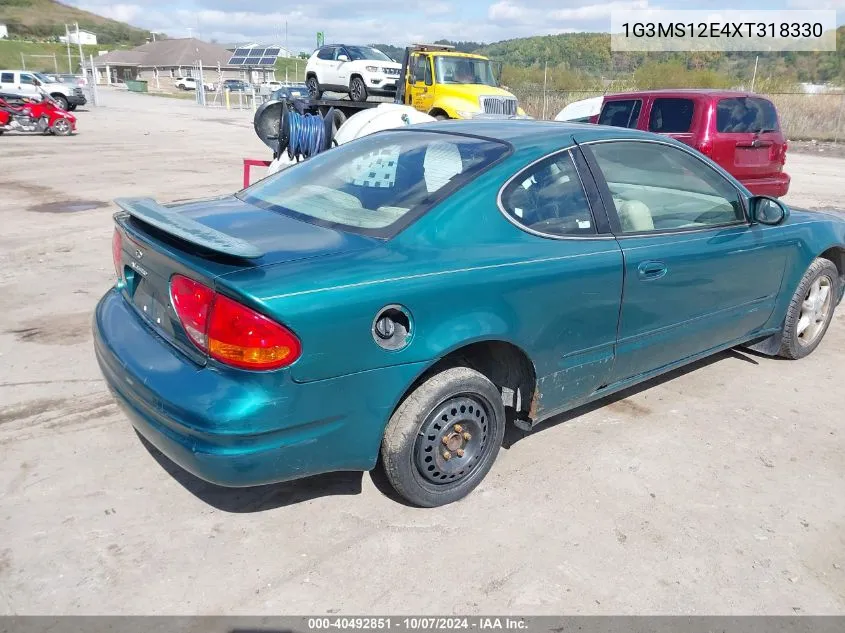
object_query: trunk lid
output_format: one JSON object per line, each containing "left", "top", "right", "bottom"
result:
{"left": 112, "top": 195, "right": 376, "bottom": 364}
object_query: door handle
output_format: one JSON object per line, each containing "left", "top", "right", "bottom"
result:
{"left": 637, "top": 260, "right": 668, "bottom": 281}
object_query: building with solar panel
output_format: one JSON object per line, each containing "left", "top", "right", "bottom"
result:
{"left": 90, "top": 38, "right": 287, "bottom": 88}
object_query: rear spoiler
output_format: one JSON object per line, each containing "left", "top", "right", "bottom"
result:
{"left": 114, "top": 197, "right": 264, "bottom": 259}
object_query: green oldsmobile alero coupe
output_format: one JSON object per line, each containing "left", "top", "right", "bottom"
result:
{"left": 94, "top": 120, "right": 845, "bottom": 507}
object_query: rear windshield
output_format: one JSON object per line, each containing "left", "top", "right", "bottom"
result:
{"left": 598, "top": 99, "right": 642, "bottom": 128}
{"left": 239, "top": 131, "right": 509, "bottom": 238}
{"left": 717, "top": 97, "right": 779, "bottom": 133}
{"left": 649, "top": 98, "right": 695, "bottom": 133}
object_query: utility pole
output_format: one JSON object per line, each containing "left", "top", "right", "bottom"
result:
{"left": 751, "top": 55, "right": 759, "bottom": 92}
{"left": 64, "top": 24, "right": 73, "bottom": 73}
{"left": 75, "top": 23, "right": 84, "bottom": 74}
{"left": 285, "top": 21, "right": 288, "bottom": 57}
{"left": 542, "top": 60, "right": 548, "bottom": 120}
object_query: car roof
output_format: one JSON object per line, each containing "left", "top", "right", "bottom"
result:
{"left": 603, "top": 89, "right": 763, "bottom": 100}
{"left": 418, "top": 119, "right": 667, "bottom": 147}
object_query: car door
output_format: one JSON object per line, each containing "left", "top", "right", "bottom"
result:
{"left": 334, "top": 47, "right": 351, "bottom": 86}
{"left": 498, "top": 147, "right": 623, "bottom": 416}
{"left": 18, "top": 72, "right": 39, "bottom": 95}
{"left": 579, "top": 137, "right": 789, "bottom": 383}
{"left": 0, "top": 71, "right": 15, "bottom": 92}
{"left": 408, "top": 54, "right": 434, "bottom": 113}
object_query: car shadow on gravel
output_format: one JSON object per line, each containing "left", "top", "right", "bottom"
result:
{"left": 136, "top": 432, "right": 364, "bottom": 512}
{"left": 502, "top": 348, "right": 760, "bottom": 449}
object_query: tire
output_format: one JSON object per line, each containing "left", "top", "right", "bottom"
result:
{"left": 52, "top": 94, "right": 69, "bottom": 111}
{"left": 778, "top": 257, "right": 840, "bottom": 359}
{"left": 435, "top": 114, "right": 449, "bottom": 121}
{"left": 306, "top": 75, "right": 322, "bottom": 100}
{"left": 380, "top": 366, "right": 506, "bottom": 507}
{"left": 51, "top": 118, "right": 72, "bottom": 136}
{"left": 349, "top": 76, "right": 368, "bottom": 102}
{"left": 67, "top": 103, "right": 77, "bottom": 112}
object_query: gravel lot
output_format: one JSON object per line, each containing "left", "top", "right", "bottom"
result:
{"left": 0, "top": 89, "right": 843, "bottom": 615}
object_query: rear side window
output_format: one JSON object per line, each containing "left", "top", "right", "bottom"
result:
{"left": 717, "top": 97, "right": 779, "bottom": 133}
{"left": 649, "top": 98, "right": 695, "bottom": 133}
{"left": 317, "top": 47, "right": 335, "bottom": 60}
{"left": 500, "top": 151, "right": 596, "bottom": 237}
{"left": 0, "top": 73, "right": 13, "bottom": 83}
{"left": 20, "top": 74, "right": 35, "bottom": 85}
{"left": 598, "top": 100, "right": 642, "bottom": 128}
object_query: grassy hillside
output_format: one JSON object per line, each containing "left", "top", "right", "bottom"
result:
{"left": 0, "top": 0, "right": 162, "bottom": 45}
{"left": 0, "top": 39, "right": 103, "bottom": 71}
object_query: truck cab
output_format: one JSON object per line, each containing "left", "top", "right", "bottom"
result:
{"left": 395, "top": 44, "right": 526, "bottom": 120}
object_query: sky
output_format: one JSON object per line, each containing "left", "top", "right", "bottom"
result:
{"left": 67, "top": 0, "right": 845, "bottom": 51}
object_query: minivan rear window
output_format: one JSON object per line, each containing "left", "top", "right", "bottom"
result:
{"left": 717, "top": 97, "right": 779, "bottom": 133}
{"left": 649, "top": 98, "right": 695, "bottom": 133}
{"left": 598, "top": 100, "right": 642, "bottom": 128}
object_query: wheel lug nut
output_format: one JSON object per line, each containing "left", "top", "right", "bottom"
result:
{"left": 443, "top": 451, "right": 452, "bottom": 460}
{"left": 457, "top": 449, "right": 465, "bottom": 457}
{"left": 454, "top": 424, "right": 463, "bottom": 433}
{"left": 463, "top": 432, "right": 472, "bottom": 441}
{"left": 441, "top": 436, "right": 449, "bottom": 445}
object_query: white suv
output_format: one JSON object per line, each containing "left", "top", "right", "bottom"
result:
{"left": 175, "top": 77, "right": 214, "bottom": 91}
{"left": 305, "top": 45, "right": 401, "bottom": 102}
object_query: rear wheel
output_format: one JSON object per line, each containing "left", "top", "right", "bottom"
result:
{"left": 435, "top": 114, "right": 449, "bottom": 121}
{"left": 349, "top": 76, "right": 368, "bottom": 102}
{"left": 380, "top": 367, "right": 506, "bottom": 507}
{"left": 306, "top": 75, "right": 322, "bottom": 100}
{"left": 52, "top": 94, "right": 69, "bottom": 111}
{"left": 51, "top": 118, "right": 72, "bottom": 136}
{"left": 67, "top": 103, "right": 77, "bottom": 111}
{"left": 778, "top": 257, "right": 839, "bottom": 359}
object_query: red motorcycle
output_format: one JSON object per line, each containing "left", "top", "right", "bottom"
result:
{"left": 0, "top": 90, "right": 76, "bottom": 136}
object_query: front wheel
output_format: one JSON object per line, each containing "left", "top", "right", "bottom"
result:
{"left": 349, "top": 76, "right": 368, "bottom": 102}
{"left": 778, "top": 257, "right": 840, "bottom": 359}
{"left": 380, "top": 367, "right": 506, "bottom": 507}
{"left": 67, "top": 103, "right": 77, "bottom": 112}
{"left": 51, "top": 118, "right": 72, "bottom": 136}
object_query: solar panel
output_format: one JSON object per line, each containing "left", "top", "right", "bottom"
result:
{"left": 227, "top": 44, "right": 282, "bottom": 66}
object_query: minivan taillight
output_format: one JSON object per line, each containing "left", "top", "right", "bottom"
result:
{"left": 169, "top": 274, "right": 301, "bottom": 370}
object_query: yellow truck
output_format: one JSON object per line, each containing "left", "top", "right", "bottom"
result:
{"left": 395, "top": 44, "right": 528, "bottom": 120}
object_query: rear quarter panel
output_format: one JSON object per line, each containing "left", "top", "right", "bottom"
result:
{"left": 217, "top": 155, "right": 624, "bottom": 385}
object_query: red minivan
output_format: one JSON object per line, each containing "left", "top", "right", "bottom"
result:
{"left": 592, "top": 90, "right": 790, "bottom": 197}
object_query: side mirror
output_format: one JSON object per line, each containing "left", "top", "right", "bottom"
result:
{"left": 750, "top": 196, "right": 788, "bottom": 225}
{"left": 33, "top": 79, "right": 41, "bottom": 86}
{"left": 337, "top": 54, "right": 349, "bottom": 62}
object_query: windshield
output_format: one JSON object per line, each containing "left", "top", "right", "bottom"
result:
{"left": 434, "top": 56, "right": 498, "bottom": 86}
{"left": 346, "top": 46, "right": 393, "bottom": 62}
{"left": 239, "top": 130, "right": 509, "bottom": 237}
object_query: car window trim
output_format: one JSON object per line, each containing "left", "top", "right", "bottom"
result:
{"left": 578, "top": 137, "right": 751, "bottom": 239}
{"left": 495, "top": 145, "right": 616, "bottom": 241}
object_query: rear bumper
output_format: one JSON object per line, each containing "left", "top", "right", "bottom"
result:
{"left": 93, "top": 288, "right": 426, "bottom": 487}
{"left": 741, "top": 171, "right": 790, "bottom": 198}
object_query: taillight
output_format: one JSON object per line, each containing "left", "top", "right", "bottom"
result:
{"left": 170, "top": 275, "right": 214, "bottom": 350}
{"left": 112, "top": 230, "right": 122, "bottom": 280}
{"left": 170, "top": 274, "right": 301, "bottom": 371}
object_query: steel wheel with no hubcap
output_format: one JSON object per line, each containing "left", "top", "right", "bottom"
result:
{"left": 797, "top": 275, "right": 833, "bottom": 346}
{"left": 414, "top": 395, "right": 490, "bottom": 484}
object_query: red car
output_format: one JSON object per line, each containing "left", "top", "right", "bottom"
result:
{"left": 593, "top": 90, "right": 790, "bottom": 197}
